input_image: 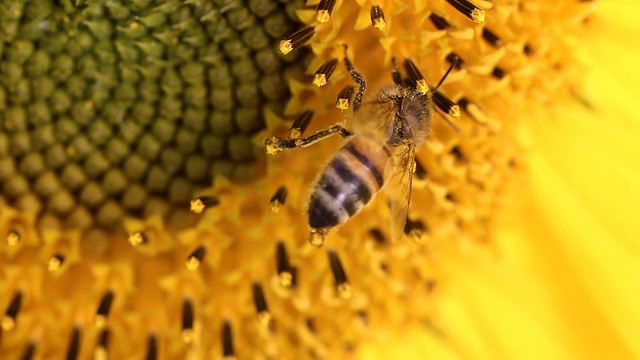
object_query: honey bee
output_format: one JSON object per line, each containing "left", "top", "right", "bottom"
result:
{"left": 265, "top": 47, "right": 458, "bottom": 247}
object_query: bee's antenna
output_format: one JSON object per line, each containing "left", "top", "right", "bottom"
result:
{"left": 433, "top": 56, "right": 459, "bottom": 91}
{"left": 436, "top": 109, "right": 460, "bottom": 133}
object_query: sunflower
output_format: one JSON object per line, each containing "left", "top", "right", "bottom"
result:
{"left": 2, "top": 0, "right": 635, "bottom": 359}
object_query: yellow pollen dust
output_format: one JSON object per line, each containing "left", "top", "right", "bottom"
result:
{"left": 337, "top": 283, "right": 352, "bottom": 300}
{"left": 6, "top": 230, "right": 20, "bottom": 246}
{"left": 270, "top": 200, "right": 284, "bottom": 213}
{"left": 278, "top": 272, "right": 293, "bottom": 287}
{"left": 128, "top": 232, "right": 146, "bottom": 246}
{"left": 94, "top": 314, "right": 107, "bottom": 329}
{"left": 287, "top": 128, "right": 302, "bottom": 139}
{"left": 182, "top": 329, "right": 195, "bottom": 343}
{"left": 336, "top": 98, "right": 349, "bottom": 111}
{"left": 373, "top": 18, "right": 386, "bottom": 30}
{"left": 313, "top": 74, "right": 328, "bottom": 87}
{"left": 93, "top": 347, "right": 108, "bottom": 360}
{"left": 279, "top": 40, "right": 293, "bottom": 55}
{"left": 449, "top": 104, "right": 462, "bottom": 118}
{"left": 472, "top": 9, "right": 486, "bottom": 23}
{"left": 257, "top": 311, "right": 272, "bottom": 326}
{"left": 416, "top": 80, "right": 429, "bottom": 95}
{"left": 316, "top": 10, "right": 331, "bottom": 23}
{"left": 185, "top": 256, "right": 201, "bottom": 270}
{"left": 309, "top": 230, "right": 326, "bottom": 247}
{"left": 48, "top": 256, "right": 64, "bottom": 273}
{"left": 1, "top": 316, "right": 16, "bottom": 331}
{"left": 264, "top": 137, "right": 282, "bottom": 155}
{"left": 190, "top": 199, "right": 206, "bottom": 214}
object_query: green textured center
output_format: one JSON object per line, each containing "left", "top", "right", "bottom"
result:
{"left": 0, "top": 0, "right": 307, "bottom": 230}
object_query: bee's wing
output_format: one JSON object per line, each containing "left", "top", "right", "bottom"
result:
{"left": 383, "top": 144, "right": 416, "bottom": 242}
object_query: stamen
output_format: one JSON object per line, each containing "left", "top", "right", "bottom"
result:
{"left": 306, "top": 318, "right": 316, "bottom": 332}
{"left": 426, "top": 279, "right": 437, "bottom": 292}
{"left": 146, "top": 333, "right": 158, "bottom": 360}
{"left": 445, "top": 0, "right": 485, "bottom": 23}
{"left": 21, "top": 342, "right": 36, "bottom": 360}
{"left": 492, "top": 66, "right": 506, "bottom": 79}
{"left": 288, "top": 111, "right": 314, "bottom": 139}
{"left": 523, "top": 43, "right": 534, "bottom": 56}
{"left": 190, "top": 196, "right": 220, "bottom": 214}
{"left": 95, "top": 290, "right": 114, "bottom": 328}
{"left": 66, "top": 326, "right": 81, "bottom": 360}
{"left": 309, "top": 228, "right": 328, "bottom": 248}
{"left": 269, "top": 186, "right": 288, "bottom": 213}
{"left": 414, "top": 158, "right": 428, "bottom": 179}
{"left": 446, "top": 52, "right": 464, "bottom": 69}
{"left": 327, "top": 250, "right": 351, "bottom": 299}
{"left": 403, "top": 59, "right": 429, "bottom": 95}
{"left": 2, "top": 291, "right": 22, "bottom": 331}
{"left": 433, "top": 91, "right": 461, "bottom": 118}
{"left": 48, "top": 253, "right": 66, "bottom": 273}
{"left": 336, "top": 85, "right": 355, "bottom": 111}
{"left": 481, "top": 28, "right": 503, "bottom": 47}
{"left": 185, "top": 245, "right": 207, "bottom": 270}
{"left": 6, "top": 229, "right": 20, "bottom": 247}
{"left": 368, "top": 228, "right": 387, "bottom": 245}
{"left": 313, "top": 58, "right": 338, "bottom": 87}
{"left": 276, "top": 241, "right": 293, "bottom": 287}
{"left": 403, "top": 218, "right": 427, "bottom": 242}
{"left": 182, "top": 299, "right": 194, "bottom": 343}
{"left": 279, "top": 26, "right": 315, "bottom": 55}
{"left": 316, "top": 0, "right": 337, "bottom": 23}
{"left": 370, "top": 5, "right": 387, "bottom": 30}
{"left": 222, "top": 320, "right": 235, "bottom": 358}
{"left": 128, "top": 231, "right": 148, "bottom": 246}
{"left": 252, "top": 282, "right": 271, "bottom": 326}
{"left": 356, "top": 310, "right": 369, "bottom": 325}
{"left": 457, "top": 97, "right": 487, "bottom": 122}
{"left": 429, "top": 13, "right": 450, "bottom": 30}
{"left": 94, "top": 329, "right": 109, "bottom": 360}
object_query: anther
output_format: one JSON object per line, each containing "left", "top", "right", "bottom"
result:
{"left": 48, "top": 253, "right": 66, "bottom": 273}
{"left": 433, "top": 91, "right": 461, "bottom": 118}
{"left": 445, "top": 0, "right": 485, "bottom": 23}
{"left": 316, "top": 0, "right": 337, "bottom": 23}
{"left": 66, "top": 326, "right": 81, "bottom": 360}
{"left": 414, "top": 158, "right": 429, "bottom": 179}
{"left": 446, "top": 52, "right": 464, "bottom": 69}
{"left": 279, "top": 26, "right": 315, "bottom": 55}
{"left": 128, "top": 231, "right": 148, "bottom": 246}
{"left": 368, "top": 228, "right": 387, "bottom": 245}
{"left": 290, "top": 266, "right": 299, "bottom": 288}
{"left": 94, "top": 329, "right": 109, "bottom": 360}
{"left": 222, "top": 320, "right": 235, "bottom": 358}
{"left": 523, "top": 43, "right": 534, "bottom": 56}
{"left": 313, "top": 58, "right": 338, "bottom": 87}
{"left": 288, "top": 111, "right": 314, "bottom": 139}
{"left": 2, "top": 291, "right": 22, "bottom": 331}
{"left": 429, "top": 13, "right": 450, "bottom": 30}
{"left": 404, "top": 218, "right": 427, "bottom": 242}
{"left": 327, "top": 250, "right": 351, "bottom": 299}
{"left": 6, "top": 229, "right": 20, "bottom": 246}
{"left": 403, "top": 59, "right": 429, "bottom": 94}
{"left": 190, "top": 196, "right": 220, "bottom": 214}
{"left": 269, "top": 186, "right": 288, "bottom": 214}
{"left": 450, "top": 146, "right": 466, "bottom": 162}
{"left": 186, "top": 245, "right": 207, "bottom": 270}
{"left": 481, "top": 28, "right": 503, "bottom": 47}
{"left": 370, "top": 5, "right": 386, "bottom": 30}
{"left": 182, "top": 299, "right": 195, "bottom": 343}
{"left": 491, "top": 66, "right": 506, "bottom": 79}
{"left": 336, "top": 85, "right": 355, "bottom": 111}
{"left": 95, "top": 290, "right": 114, "bottom": 328}
{"left": 276, "top": 241, "right": 293, "bottom": 287}
{"left": 306, "top": 318, "right": 316, "bottom": 332}
{"left": 252, "top": 282, "right": 271, "bottom": 326}
{"left": 309, "top": 229, "right": 327, "bottom": 248}
{"left": 20, "top": 342, "right": 36, "bottom": 360}
{"left": 146, "top": 333, "right": 158, "bottom": 360}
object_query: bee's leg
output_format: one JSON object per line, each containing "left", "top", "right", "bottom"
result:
{"left": 390, "top": 57, "right": 403, "bottom": 86}
{"left": 265, "top": 124, "right": 352, "bottom": 155}
{"left": 342, "top": 46, "right": 366, "bottom": 113}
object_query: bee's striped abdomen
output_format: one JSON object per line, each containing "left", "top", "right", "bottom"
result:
{"left": 308, "top": 138, "right": 389, "bottom": 230}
